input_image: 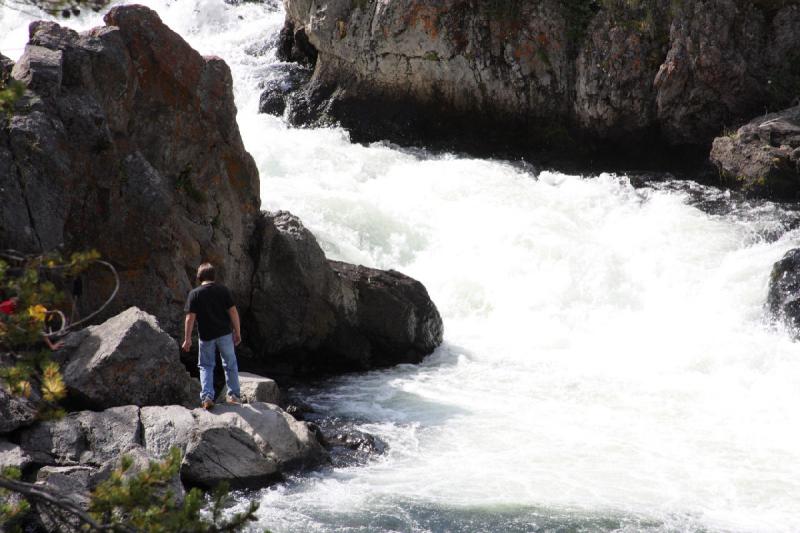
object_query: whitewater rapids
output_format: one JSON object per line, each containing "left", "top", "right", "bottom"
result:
{"left": 2, "top": 1, "right": 800, "bottom": 531}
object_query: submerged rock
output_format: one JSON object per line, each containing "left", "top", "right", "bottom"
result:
{"left": 768, "top": 248, "right": 800, "bottom": 332}
{"left": 710, "top": 105, "right": 800, "bottom": 199}
{"left": 63, "top": 307, "right": 199, "bottom": 410}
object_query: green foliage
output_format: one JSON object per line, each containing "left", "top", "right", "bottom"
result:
{"left": 88, "top": 448, "right": 262, "bottom": 532}
{"left": 0, "top": 251, "right": 98, "bottom": 419}
{"left": 0, "top": 467, "right": 31, "bottom": 533}
{"left": 0, "top": 80, "right": 24, "bottom": 116}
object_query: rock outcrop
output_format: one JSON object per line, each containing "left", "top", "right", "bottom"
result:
{"left": 245, "top": 211, "right": 443, "bottom": 376}
{"left": 62, "top": 307, "right": 199, "bottom": 410}
{"left": 1, "top": 5, "right": 444, "bottom": 374}
{"left": 710, "top": 105, "right": 800, "bottom": 198}
{"left": 277, "top": 0, "right": 800, "bottom": 166}
{"left": 16, "top": 401, "right": 326, "bottom": 490}
{"left": 1, "top": 5, "right": 260, "bottom": 335}
{"left": 767, "top": 248, "right": 800, "bottom": 332}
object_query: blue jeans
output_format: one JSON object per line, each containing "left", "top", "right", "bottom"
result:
{"left": 198, "top": 333, "right": 240, "bottom": 401}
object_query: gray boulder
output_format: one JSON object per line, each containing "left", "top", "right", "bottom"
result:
{"left": 140, "top": 404, "right": 196, "bottom": 459}
{"left": 140, "top": 403, "right": 327, "bottom": 489}
{"left": 711, "top": 105, "right": 800, "bottom": 199}
{"left": 219, "top": 372, "right": 281, "bottom": 405}
{"left": 0, "top": 439, "right": 32, "bottom": 471}
{"left": 245, "top": 211, "right": 443, "bottom": 376}
{"left": 63, "top": 307, "right": 199, "bottom": 410}
{"left": 183, "top": 403, "right": 325, "bottom": 488}
{"left": 329, "top": 261, "right": 444, "bottom": 369}
{"left": 19, "top": 405, "right": 141, "bottom": 466}
{"left": 0, "top": 386, "right": 38, "bottom": 434}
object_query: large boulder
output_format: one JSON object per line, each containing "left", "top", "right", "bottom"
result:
{"left": 328, "top": 261, "right": 444, "bottom": 368}
{"left": 0, "top": 5, "right": 260, "bottom": 335}
{"left": 767, "top": 248, "right": 800, "bottom": 333}
{"left": 140, "top": 403, "right": 327, "bottom": 488}
{"left": 710, "top": 105, "right": 800, "bottom": 198}
{"left": 0, "top": 386, "right": 38, "bottom": 434}
{"left": 63, "top": 307, "right": 199, "bottom": 409}
{"left": 244, "top": 211, "right": 443, "bottom": 376}
{"left": 280, "top": 0, "right": 800, "bottom": 160}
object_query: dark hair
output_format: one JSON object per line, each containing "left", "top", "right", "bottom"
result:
{"left": 196, "top": 263, "right": 216, "bottom": 283}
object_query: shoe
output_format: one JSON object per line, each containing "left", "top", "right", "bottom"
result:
{"left": 226, "top": 394, "right": 241, "bottom": 405}
{"left": 201, "top": 397, "right": 214, "bottom": 410}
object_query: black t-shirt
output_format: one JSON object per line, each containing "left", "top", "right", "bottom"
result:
{"left": 184, "top": 283, "right": 235, "bottom": 341}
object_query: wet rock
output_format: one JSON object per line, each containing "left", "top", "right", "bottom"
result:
{"left": 63, "top": 307, "right": 199, "bottom": 409}
{"left": 276, "top": 20, "right": 317, "bottom": 67}
{"left": 0, "top": 440, "right": 32, "bottom": 471}
{"left": 0, "top": 386, "right": 38, "bottom": 434}
{"left": 768, "top": 248, "right": 800, "bottom": 332}
{"left": 306, "top": 416, "right": 387, "bottom": 468}
{"left": 258, "top": 64, "right": 312, "bottom": 116}
{"left": 19, "top": 405, "right": 141, "bottom": 466}
{"left": 710, "top": 105, "right": 800, "bottom": 199}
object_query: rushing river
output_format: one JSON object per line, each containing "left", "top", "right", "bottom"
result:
{"left": 3, "top": 1, "right": 800, "bottom": 531}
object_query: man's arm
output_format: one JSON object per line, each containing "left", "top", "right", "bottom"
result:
{"left": 182, "top": 313, "right": 196, "bottom": 352}
{"left": 228, "top": 306, "right": 241, "bottom": 346}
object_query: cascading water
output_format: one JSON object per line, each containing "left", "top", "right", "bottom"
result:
{"left": 3, "top": 1, "right": 800, "bottom": 531}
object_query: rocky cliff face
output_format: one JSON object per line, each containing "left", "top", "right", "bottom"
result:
{"left": 0, "top": 5, "right": 443, "bottom": 375}
{"left": 1, "top": 5, "right": 260, "bottom": 333}
{"left": 277, "top": 0, "right": 800, "bottom": 165}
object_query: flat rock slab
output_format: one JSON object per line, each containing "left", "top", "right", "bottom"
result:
{"left": 218, "top": 371, "right": 281, "bottom": 405}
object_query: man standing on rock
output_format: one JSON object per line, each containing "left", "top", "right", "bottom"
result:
{"left": 182, "top": 262, "right": 242, "bottom": 409}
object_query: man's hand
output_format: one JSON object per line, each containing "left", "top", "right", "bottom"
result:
{"left": 233, "top": 331, "right": 241, "bottom": 346}
{"left": 182, "top": 339, "right": 192, "bottom": 352}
